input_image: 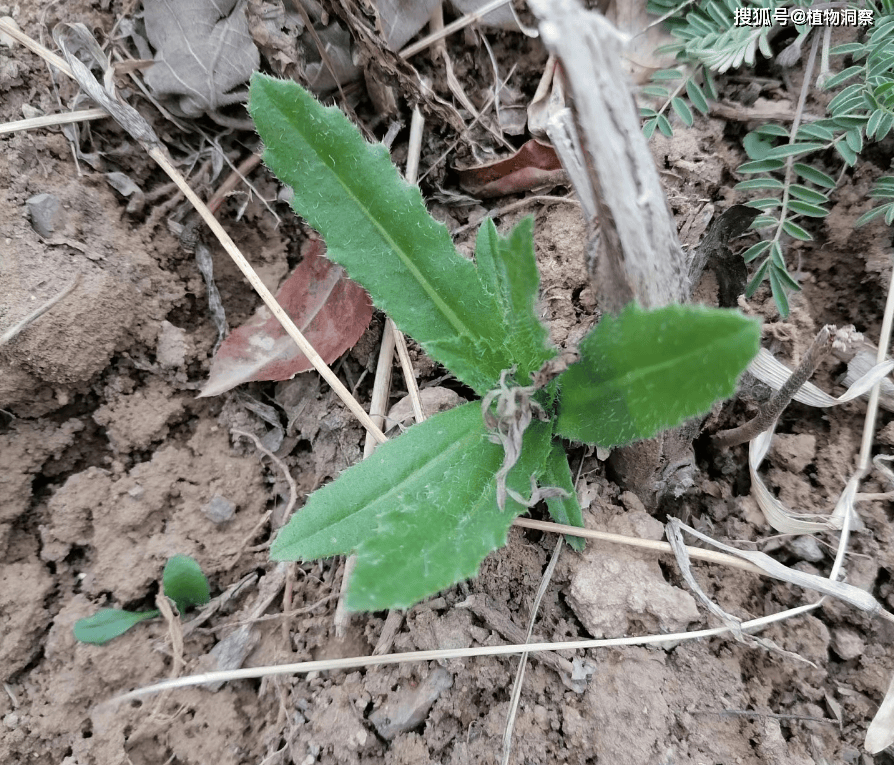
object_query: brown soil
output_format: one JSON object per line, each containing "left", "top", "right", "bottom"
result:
{"left": 2, "top": 2, "right": 894, "bottom": 764}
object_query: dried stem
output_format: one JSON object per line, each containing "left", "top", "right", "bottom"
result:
{"left": 0, "top": 273, "right": 81, "bottom": 346}
{"left": 713, "top": 325, "right": 834, "bottom": 449}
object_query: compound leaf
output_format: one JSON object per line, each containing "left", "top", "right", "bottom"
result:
{"left": 555, "top": 304, "right": 759, "bottom": 446}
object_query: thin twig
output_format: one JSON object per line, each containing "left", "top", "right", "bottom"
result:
{"left": 110, "top": 601, "right": 823, "bottom": 702}
{"left": 512, "top": 517, "right": 766, "bottom": 577}
{"left": 0, "top": 273, "right": 81, "bottom": 346}
{"left": 231, "top": 428, "right": 298, "bottom": 528}
{"left": 399, "top": 0, "right": 514, "bottom": 59}
{"left": 712, "top": 325, "right": 835, "bottom": 448}
{"left": 0, "top": 107, "right": 108, "bottom": 136}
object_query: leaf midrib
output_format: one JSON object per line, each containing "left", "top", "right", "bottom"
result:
{"left": 590, "top": 325, "right": 748, "bottom": 397}
{"left": 274, "top": 94, "right": 478, "bottom": 344}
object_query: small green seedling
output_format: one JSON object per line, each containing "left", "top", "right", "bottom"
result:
{"left": 249, "top": 74, "right": 760, "bottom": 612}
{"left": 73, "top": 555, "right": 210, "bottom": 645}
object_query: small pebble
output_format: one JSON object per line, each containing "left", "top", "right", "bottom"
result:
{"left": 789, "top": 535, "right": 824, "bottom": 563}
{"left": 831, "top": 628, "right": 864, "bottom": 661}
{"left": 26, "top": 193, "right": 66, "bottom": 237}
{"left": 202, "top": 494, "right": 235, "bottom": 524}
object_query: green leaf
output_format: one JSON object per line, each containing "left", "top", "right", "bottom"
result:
{"left": 788, "top": 200, "right": 828, "bottom": 219}
{"left": 856, "top": 203, "right": 894, "bottom": 227}
{"left": 656, "top": 113, "right": 674, "bottom": 137}
{"left": 703, "top": 69, "right": 718, "bottom": 100}
{"left": 832, "top": 115, "right": 870, "bottom": 130}
{"left": 686, "top": 79, "right": 709, "bottom": 114}
{"left": 829, "top": 83, "right": 865, "bottom": 112}
{"left": 671, "top": 97, "right": 694, "bottom": 126}
{"left": 272, "top": 403, "right": 552, "bottom": 610}
{"left": 734, "top": 178, "right": 784, "bottom": 191}
{"left": 742, "top": 132, "right": 773, "bottom": 160}
{"left": 765, "top": 142, "right": 826, "bottom": 159}
{"left": 867, "top": 51, "right": 894, "bottom": 80}
{"left": 754, "top": 124, "right": 790, "bottom": 138}
{"left": 788, "top": 185, "right": 828, "bottom": 204}
{"left": 272, "top": 402, "right": 485, "bottom": 561}
{"left": 793, "top": 163, "right": 836, "bottom": 188}
{"left": 542, "top": 442, "right": 585, "bottom": 552}
{"left": 770, "top": 263, "right": 801, "bottom": 292}
{"left": 652, "top": 68, "right": 685, "bottom": 80}
{"left": 641, "top": 85, "right": 670, "bottom": 98}
{"left": 348, "top": 414, "right": 553, "bottom": 611}
{"left": 555, "top": 304, "right": 760, "bottom": 447}
{"left": 822, "top": 66, "right": 865, "bottom": 90}
{"left": 640, "top": 106, "right": 659, "bottom": 117}
{"left": 643, "top": 118, "right": 659, "bottom": 138}
{"left": 829, "top": 43, "right": 865, "bottom": 57}
{"left": 869, "top": 18, "right": 894, "bottom": 45}
{"left": 738, "top": 159, "right": 786, "bottom": 174}
{"left": 745, "top": 258, "right": 771, "bottom": 298}
{"left": 73, "top": 608, "right": 159, "bottom": 645}
{"left": 769, "top": 265, "right": 791, "bottom": 317}
{"left": 249, "top": 75, "right": 520, "bottom": 393}
{"left": 782, "top": 220, "right": 812, "bottom": 241}
{"left": 867, "top": 109, "right": 885, "bottom": 139}
{"left": 795, "top": 123, "right": 835, "bottom": 142}
{"left": 162, "top": 555, "right": 210, "bottom": 612}
{"left": 835, "top": 140, "right": 858, "bottom": 166}
{"left": 741, "top": 240, "right": 771, "bottom": 263}
{"left": 769, "top": 240, "right": 785, "bottom": 270}
{"left": 874, "top": 112, "right": 894, "bottom": 140}
{"left": 750, "top": 215, "right": 778, "bottom": 229}
{"left": 746, "top": 197, "right": 781, "bottom": 210}
{"left": 472, "top": 218, "right": 556, "bottom": 381}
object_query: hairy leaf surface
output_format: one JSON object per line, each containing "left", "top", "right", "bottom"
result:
{"left": 251, "top": 75, "right": 555, "bottom": 392}
{"left": 346, "top": 418, "right": 553, "bottom": 611}
{"left": 271, "top": 403, "right": 552, "bottom": 610}
{"left": 556, "top": 304, "right": 759, "bottom": 446}
{"left": 542, "top": 441, "right": 585, "bottom": 552}
{"left": 473, "top": 217, "right": 556, "bottom": 381}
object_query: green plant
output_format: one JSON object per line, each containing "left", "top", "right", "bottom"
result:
{"left": 857, "top": 175, "right": 894, "bottom": 226}
{"left": 250, "top": 74, "right": 760, "bottom": 612}
{"left": 73, "top": 555, "right": 210, "bottom": 645}
{"left": 642, "top": 0, "right": 894, "bottom": 316}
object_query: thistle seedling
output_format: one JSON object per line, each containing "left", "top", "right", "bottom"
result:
{"left": 73, "top": 555, "right": 210, "bottom": 645}
{"left": 249, "top": 74, "right": 761, "bottom": 612}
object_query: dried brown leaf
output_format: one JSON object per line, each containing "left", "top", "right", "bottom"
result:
{"left": 200, "top": 237, "right": 372, "bottom": 397}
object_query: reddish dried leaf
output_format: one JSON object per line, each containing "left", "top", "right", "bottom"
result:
{"left": 199, "top": 237, "right": 372, "bottom": 397}
{"left": 456, "top": 139, "right": 565, "bottom": 198}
